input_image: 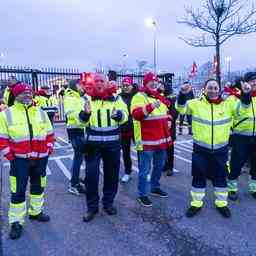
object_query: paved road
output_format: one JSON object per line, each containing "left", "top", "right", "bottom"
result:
{"left": 1, "top": 125, "right": 256, "bottom": 256}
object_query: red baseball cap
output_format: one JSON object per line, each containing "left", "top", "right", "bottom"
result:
{"left": 12, "top": 83, "right": 33, "bottom": 97}
{"left": 143, "top": 72, "right": 159, "bottom": 86}
{"left": 122, "top": 76, "right": 133, "bottom": 85}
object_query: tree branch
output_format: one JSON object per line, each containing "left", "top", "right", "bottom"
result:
{"left": 179, "top": 36, "right": 216, "bottom": 47}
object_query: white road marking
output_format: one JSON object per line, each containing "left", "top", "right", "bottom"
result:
{"left": 54, "top": 142, "right": 62, "bottom": 149}
{"left": 175, "top": 145, "right": 192, "bottom": 153}
{"left": 177, "top": 143, "right": 193, "bottom": 150}
{"left": 175, "top": 139, "right": 193, "bottom": 145}
{"left": 55, "top": 159, "right": 71, "bottom": 180}
{"left": 174, "top": 154, "right": 192, "bottom": 164}
{"left": 57, "top": 136, "right": 69, "bottom": 144}
{"left": 46, "top": 165, "right": 52, "bottom": 175}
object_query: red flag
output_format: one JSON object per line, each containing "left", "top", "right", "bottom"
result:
{"left": 188, "top": 61, "right": 198, "bottom": 78}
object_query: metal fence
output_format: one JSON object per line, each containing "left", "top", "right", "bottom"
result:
{"left": 0, "top": 66, "right": 81, "bottom": 122}
{"left": 0, "top": 66, "right": 175, "bottom": 122}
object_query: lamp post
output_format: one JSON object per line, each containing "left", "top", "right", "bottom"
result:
{"left": 122, "top": 54, "right": 128, "bottom": 73}
{"left": 145, "top": 18, "right": 157, "bottom": 74}
{"left": 224, "top": 56, "right": 232, "bottom": 81}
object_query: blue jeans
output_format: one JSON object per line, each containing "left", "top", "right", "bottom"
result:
{"left": 138, "top": 150, "right": 167, "bottom": 197}
{"left": 70, "top": 137, "right": 84, "bottom": 187}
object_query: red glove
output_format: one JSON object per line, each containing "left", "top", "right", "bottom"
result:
{"left": 5, "top": 151, "right": 15, "bottom": 161}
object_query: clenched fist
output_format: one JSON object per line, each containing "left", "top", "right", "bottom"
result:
{"left": 241, "top": 82, "right": 252, "bottom": 94}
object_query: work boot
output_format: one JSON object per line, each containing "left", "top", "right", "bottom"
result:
{"left": 103, "top": 206, "right": 117, "bottom": 216}
{"left": 29, "top": 212, "right": 50, "bottom": 222}
{"left": 9, "top": 222, "right": 23, "bottom": 240}
{"left": 251, "top": 192, "right": 256, "bottom": 199}
{"left": 166, "top": 169, "right": 174, "bottom": 176}
{"left": 228, "top": 191, "right": 238, "bottom": 201}
{"left": 83, "top": 210, "right": 98, "bottom": 222}
{"left": 186, "top": 206, "right": 202, "bottom": 218}
{"left": 77, "top": 184, "right": 86, "bottom": 194}
{"left": 216, "top": 206, "right": 231, "bottom": 218}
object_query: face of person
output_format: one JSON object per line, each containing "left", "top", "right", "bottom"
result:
{"left": 76, "top": 83, "right": 85, "bottom": 96}
{"left": 16, "top": 91, "right": 33, "bottom": 105}
{"left": 94, "top": 78, "right": 105, "bottom": 94}
{"left": 204, "top": 80, "right": 220, "bottom": 100}
{"left": 248, "top": 79, "right": 256, "bottom": 92}
{"left": 84, "top": 84, "right": 93, "bottom": 95}
{"left": 121, "top": 83, "right": 133, "bottom": 94}
{"left": 146, "top": 81, "right": 160, "bottom": 91}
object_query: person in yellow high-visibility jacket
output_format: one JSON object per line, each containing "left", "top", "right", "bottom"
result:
{"left": 34, "top": 86, "right": 58, "bottom": 124}
{"left": 63, "top": 79, "right": 87, "bottom": 195}
{"left": 227, "top": 72, "right": 256, "bottom": 201}
{"left": 3, "top": 76, "right": 19, "bottom": 107}
{"left": 176, "top": 78, "right": 250, "bottom": 218}
{"left": 81, "top": 73, "right": 128, "bottom": 222}
{"left": 0, "top": 83, "right": 54, "bottom": 240}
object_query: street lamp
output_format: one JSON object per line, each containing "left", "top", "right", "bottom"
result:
{"left": 224, "top": 56, "right": 232, "bottom": 81}
{"left": 145, "top": 18, "right": 157, "bottom": 74}
{"left": 122, "top": 54, "right": 128, "bottom": 73}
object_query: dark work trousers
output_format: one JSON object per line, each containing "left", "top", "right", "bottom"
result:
{"left": 228, "top": 135, "right": 256, "bottom": 180}
{"left": 10, "top": 157, "right": 48, "bottom": 204}
{"left": 192, "top": 145, "right": 228, "bottom": 188}
{"left": 121, "top": 137, "right": 132, "bottom": 175}
{"left": 250, "top": 150, "right": 256, "bottom": 176}
{"left": 47, "top": 112, "right": 55, "bottom": 125}
{"left": 163, "top": 145, "right": 174, "bottom": 172}
{"left": 179, "top": 114, "right": 192, "bottom": 127}
{"left": 85, "top": 144, "right": 120, "bottom": 212}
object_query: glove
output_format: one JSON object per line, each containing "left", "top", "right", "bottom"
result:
{"left": 111, "top": 109, "right": 123, "bottom": 122}
{"left": 47, "top": 143, "right": 54, "bottom": 155}
{"left": 5, "top": 151, "right": 15, "bottom": 161}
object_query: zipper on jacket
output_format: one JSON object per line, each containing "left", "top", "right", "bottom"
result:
{"left": 24, "top": 106, "right": 33, "bottom": 141}
{"left": 211, "top": 104, "right": 214, "bottom": 151}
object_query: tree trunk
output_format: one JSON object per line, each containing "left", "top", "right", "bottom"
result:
{"left": 215, "top": 36, "right": 221, "bottom": 87}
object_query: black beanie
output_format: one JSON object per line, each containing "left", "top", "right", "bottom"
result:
{"left": 68, "top": 79, "right": 80, "bottom": 92}
{"left": 244, "top": 72, "right": 256, "bottom": 82}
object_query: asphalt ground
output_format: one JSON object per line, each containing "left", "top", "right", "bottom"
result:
{"left": 1, "top": 124, "right": 255, "bottom": 256}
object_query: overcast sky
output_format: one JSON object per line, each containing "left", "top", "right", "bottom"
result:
{"left": 0, "top": 0, "right": 255, "bottom": 73}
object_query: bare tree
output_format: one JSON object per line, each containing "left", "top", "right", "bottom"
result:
{"left": 178, "top": 0, "right": 256, "bottom": 85}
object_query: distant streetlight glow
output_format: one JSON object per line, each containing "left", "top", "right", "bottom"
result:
{"left": 145, "top": 18, "right": 156, "bottom": 28}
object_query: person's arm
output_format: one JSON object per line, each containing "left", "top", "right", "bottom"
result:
{"left": 0, "top": 112, "right": 14, "bottom": 160}
{"left": 175, "top": 83, "right": 195, "bottom": 115}
{"left": 131, "top": 93, "right": 159, "bottom": 121}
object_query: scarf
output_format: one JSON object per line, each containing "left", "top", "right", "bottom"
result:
{"left": 139, "top": 87, "right": 170, "bottom": 107}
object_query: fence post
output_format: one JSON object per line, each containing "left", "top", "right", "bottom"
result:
{"left": 31, "top": 70, "right": 39, "bottom": 91}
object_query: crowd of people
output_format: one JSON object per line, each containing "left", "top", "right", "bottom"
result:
{"left": 0, "top": 71, "right": 255, "bottom": 240}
